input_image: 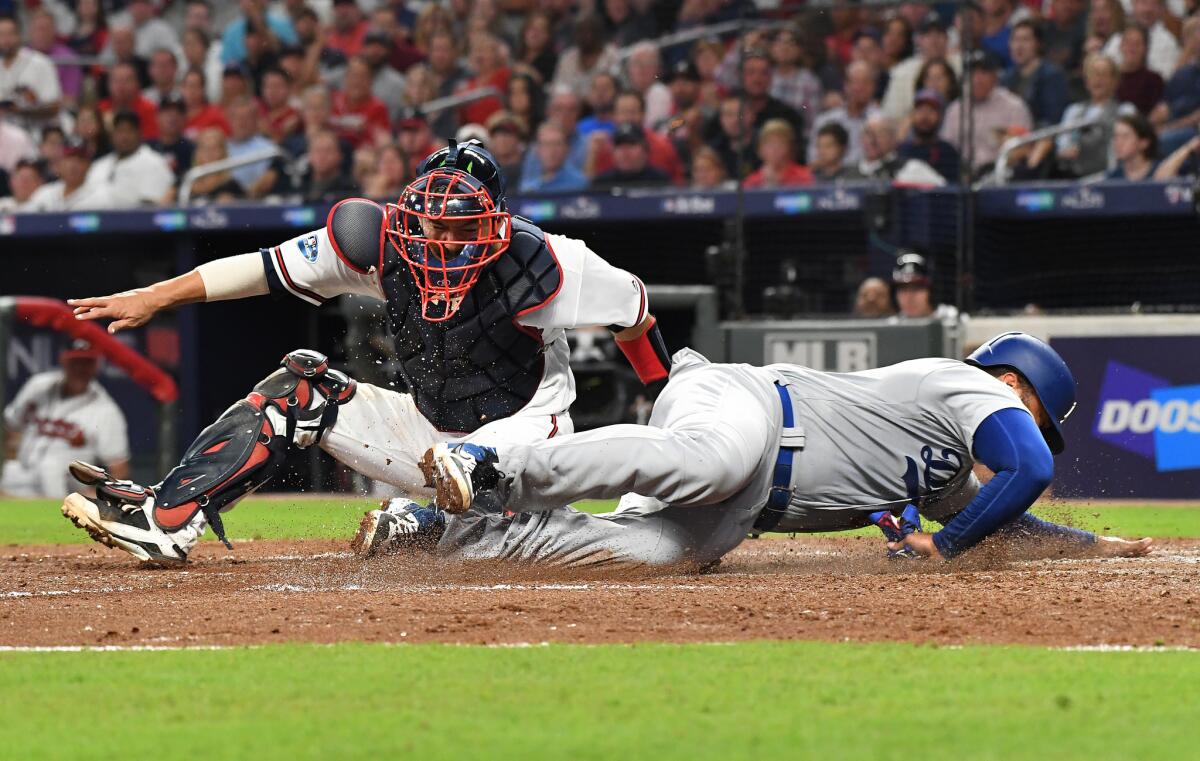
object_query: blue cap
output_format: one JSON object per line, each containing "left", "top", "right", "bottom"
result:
{"left": 966, "top": 332, "right": 1077, "bottom": 454}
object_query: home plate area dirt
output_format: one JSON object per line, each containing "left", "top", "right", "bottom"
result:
{"left": 2, "top": 537, "right": 1198, "bottom": 649}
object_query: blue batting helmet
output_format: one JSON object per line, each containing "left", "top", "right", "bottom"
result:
{"left": 965, "top": 332, "right": 1077, "bottom": 454}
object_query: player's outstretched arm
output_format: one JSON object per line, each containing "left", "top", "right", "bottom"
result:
{"left": 69, "top": 253, "right": 268, "bottom": 334}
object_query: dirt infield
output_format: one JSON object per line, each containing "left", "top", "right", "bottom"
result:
{"left": 2, "top": 537, "right": 1197, "bottom": 649}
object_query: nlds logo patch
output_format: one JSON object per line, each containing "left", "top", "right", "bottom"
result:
{"left": 297, "top": 235, "right": 319, "bottom": 262}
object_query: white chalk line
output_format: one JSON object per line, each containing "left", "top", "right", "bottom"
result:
{"left": 0, "top": 642, "right": 1195, "bottom": 653}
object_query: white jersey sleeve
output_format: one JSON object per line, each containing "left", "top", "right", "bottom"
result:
{"left": 261, "top": 227, "right": 385, "bottom": 305}
{"left": 93, "top": 398, "right": 130, "bottom": 464}
{"left": 4, "top": 375, "right": 42, "bottom": 430}
{"left": 917, "top": 362, "right": 1030, "bottom": 452}
{"left": 517, "top": 233, "right": 647, "bottom": 331}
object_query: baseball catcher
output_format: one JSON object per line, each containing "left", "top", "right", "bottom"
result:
{"left": 60, "top": 140, "right": 671, "bottom": 564}
{"left": 421, "top": 333, "right": 1153, "bottom": 568}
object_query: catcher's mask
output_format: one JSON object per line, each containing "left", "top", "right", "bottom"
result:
{"left": 385, "top": 139, "right": 511, "bottom": 321}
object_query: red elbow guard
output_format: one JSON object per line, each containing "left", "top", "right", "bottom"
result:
{"left": 616, "top": 318, "right": 672, "bottom": 384}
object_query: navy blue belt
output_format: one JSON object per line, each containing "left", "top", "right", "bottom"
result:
{"left": 753, "top": 382, "right": 798, "bottom": 533}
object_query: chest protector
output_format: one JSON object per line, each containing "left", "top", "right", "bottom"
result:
{"left": 328, "top": 200, "right": 563, "bottom": 433}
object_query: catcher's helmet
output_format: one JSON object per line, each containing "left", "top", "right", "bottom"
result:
{"left": 966, "top": 332, "right": 1077, "bottom": 454}
{"left": 385, "top": 139, "right": 511, "bottom": 321}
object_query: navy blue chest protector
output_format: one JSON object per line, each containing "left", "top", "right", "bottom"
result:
{"left": 378, "top": 216, "right": 562, "bottom": 433}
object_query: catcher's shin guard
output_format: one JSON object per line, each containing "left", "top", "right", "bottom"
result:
{"left": 152, "top": 349, "right": 357, "bottom": 547}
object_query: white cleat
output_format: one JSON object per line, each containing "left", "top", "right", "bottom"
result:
{"left": 423, "top": 443, "right": 500, "bottom": 514}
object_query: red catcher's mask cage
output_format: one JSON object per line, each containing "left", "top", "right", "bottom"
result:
{"left": 385, "top": 168, "right": 512, "bottom": 321}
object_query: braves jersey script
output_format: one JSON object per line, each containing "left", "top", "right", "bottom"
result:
{"left": 260, "top": 225, "right": 648, "bottom": 421}
{"left": 3, "top": 370, "right": 129, "bottom": 470}
{"left": 767, "top": 357, "right": 1027, "bottom": 521}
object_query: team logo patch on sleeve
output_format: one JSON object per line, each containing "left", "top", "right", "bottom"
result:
{"left": 297, "top": 235, "right": 320, "bottom": 262}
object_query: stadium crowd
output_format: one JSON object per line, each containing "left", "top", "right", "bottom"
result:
{"left": 2, "top": 0, "right": 1200, "bottom": 211}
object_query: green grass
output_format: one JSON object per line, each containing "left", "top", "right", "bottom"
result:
{"left": 2, "top": 498, "right": 1198, "bottom": 545}
{"left": 1, "top": 641, "right": 1197, "bottom": 761}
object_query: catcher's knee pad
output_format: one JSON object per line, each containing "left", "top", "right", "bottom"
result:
{"left": 153, "top": 350, "right": 357, "bottom": 545}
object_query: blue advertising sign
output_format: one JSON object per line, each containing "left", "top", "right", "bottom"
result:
{"left": 1052, "top": 336, "right": 1200, "bottom": 499}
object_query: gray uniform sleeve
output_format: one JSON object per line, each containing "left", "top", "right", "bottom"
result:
{"left": 916, "top": 362, "right": 1029, "bottom": 454}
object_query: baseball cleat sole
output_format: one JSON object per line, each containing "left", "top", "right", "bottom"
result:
{"left": 429, "top": 443, "right": 472, "bottom": 514}
{"left": 60, "top": 494, "right": 185, "bottom": 567}
{"left": 419, "top": 448, "right": 436, "bottom": 488}
{"left": 350, "top": 509, "right": 383, "bottom": 556}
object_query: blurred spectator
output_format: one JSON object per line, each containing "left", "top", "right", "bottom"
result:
{"left": 689, "top": 145, "right": 730, "bottom": 190}
{"left": 916, "top": 57, "right": 961, "bottom": 106}
{"left": 0, "top": 161, "right": 44, "bottom": 211}
{"left": 603, "top": 0, "right": 657, "bottom": 47}
{"left": 1043, "top": 0, "right": 1090, "bottom": 76}
{"left": 87, "top": 110, "right": 174, "bottom": 207}
{"left": 223, "top": 0, "right": 298, "bottom": 66}
{"left": 38, "top": 126, "right": 66, "bottom": 174}
{"left": 898, "top": 89, "right": 961, "bottom": 183}
{"left": 808, "top": 60, "right": 879, "bottom": 165}
{"left": 0, "top": 341, "right": 129, "bottom": 498}
{"left": 299, "top": 128, "right": 358, "bottom": 201}
{"left": 942, "top": 51, "right": 1032, "bottom": 173}
{"left": 261, "top": 68, "right": 302, "bottom": 143}
{"left": 180, "top": 128, "right": 244, "bottom": 204}
{"left": 457, "top": 32, "right": 509, "bottom": 127}
{"left": 220, "top": 64, "right": 254, "bottom": 109}
{"left": 1116, "top": 26, "right": 1165, "bottom": 115}
{"left": 1086, "top": 0, "right": 1126, "bottom": 58}
{"left": 811, "top": 122, "right": 853, "bottom": 182}
{"left": 743, "top": 119, "right": 813, "bottom": 189}
{"left": 625, "top": 42, "right": 671, "bottom": 130}
{"left": 1004, "top": 20, "right": 1070, "bottom": 127}
{"left": 892, "top": 251, "right": 957, "bottom": 320}
{"left": 395, "top": 112, "right": 438, "bottom": 179}
{"left": 1153, "top": 131, "right": 1200, "bottom": 178}
{"left": 591, "top": 90, "right": 685, "bottom": 183}
{"left": 101, "top": 26, "right": 149, "bottom": 88}
{"left": 361, "top": 30, "right": 406, "bottom": 120}
{"left": 1105, "top": 112, "right": 1158, "bottom": 178}
{"left": 485, "top": 110, "right": 526, "bottom": 188}
{"left": 26, "top": 138, "right": 114, "bottom": 211}
{"left": 0, "top": 15, "right": 63, "bottom": 129}
{"left": 225, "top": 96, "right": 278, "bottom": 196}
{"left": 851, "top": 29, "right": 890, "bottom": 102}
{"left": 853, "top": 277, "right": 895, "bottom": 318}
{"left": 1103, "top": 0, "right": 1179, "bottom": 78}
{"left": 881, "top": 13, "right": 956, "bottom": 121}
{"left": 979, "top": 0, "right": 1025, "bottom": 69}
{"left": 328, "top": 0, "right": 369, "bottom": 58}
{"left": 709, "top": 94, "right": 757, "bottom": 180}
{"left": 658, "top": 61, "right": 710, "bottom": 166}
{"left": 421, "top": 29, "right": 469, "bottom": 136}
{"left": 770, "top": 27, "right": 822, "bottom": 125}
{"left": 517, "top": 11, "right": 557, "bottom": 84}
{"left": 148, "top": 97, "right": 195, "bottom": 178}
{"left": 0, "top": 118, "right": 35, "bottom": 173}
{"left": 331, "top": 57, "right": 392, "bottom": 147}
{"left": 182, "top": 69, "right": 232, "bottom": 139}
{"left": 576, "top": 71, "right": 617, "bottom": 137}
{"left": 144, "top": 48, "right": 181, "bottom": 106}
{"left": 100, "top": 62, "right": 159, "bottom": 139}
{"left": 362, "top": 143, "right": 408, "bottom": 198}
{"left": 506, "top": 71, "right": 546, "bottom": 137}
{"left": 520, "top": 121, "right": 588, "bottom": 193}
{"left": 66, "top": 0, "right": 110, "bottom": 58}
{"left": 1048, "top": 53, "right": 1132, "bottom": 176}
{"left": 690, "top": 38, "right": 726, "bottom": 110}
{"left": 739, "top": 50, "right": 806, "bottom": 149}
{"left": 882, "top": 17, "right": 915, "bottom": 71}
{"left": 28, "top": 10, "right": 82, "bottom": 106}
{"left": 552, "top": 14, "right": 619, "bottom": 99}
{"left": 74, "top": 105, "right": 112, "bottom": 159}
{"left": 847, "top": 115, "right": 904, "bottom": 179}
{"left": 593, "top": 122, "right": 669, "bottom": 189}
{"left": 1151, "top": 18, "right": 1200, "bottom": 154}
{"left": 114, "top": 0, "right": 181, "bottom": 63}
{"left": 182, "top": 29, "right": 223, "bottom": 104}
{"left": 521, "top": 87, "right": 587, "bottom": 180}
{"left": 242, "top": 25, "right": 282, "bottom": 94}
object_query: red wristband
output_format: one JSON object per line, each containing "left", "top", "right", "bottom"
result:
{"left": 616, "top": 318, "right": 671, "bottom": 384}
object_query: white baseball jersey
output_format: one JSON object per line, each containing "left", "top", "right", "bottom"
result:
{"left": 261, "top": 225, "right": 648, "bottom": 421}
{"left": 2, "top": 370, "right": 129, "bottom": 497}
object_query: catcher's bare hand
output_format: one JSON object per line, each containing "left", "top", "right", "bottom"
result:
{"left": 68, "top": 290, "right": 162, "bottom": 333}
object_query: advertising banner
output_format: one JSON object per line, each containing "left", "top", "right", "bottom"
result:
{"left": 1052, "top": 336, "right": 1200, "bottom": 499}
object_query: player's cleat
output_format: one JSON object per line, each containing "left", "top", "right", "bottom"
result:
{"left": 424, "top": 443, "right": 501, "bottom": 514}
{"left": 351, "top": 499, "right": 447, "bottom": 557}
{"left": 60, "top": 461, "right": 203, "bottom": 566}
